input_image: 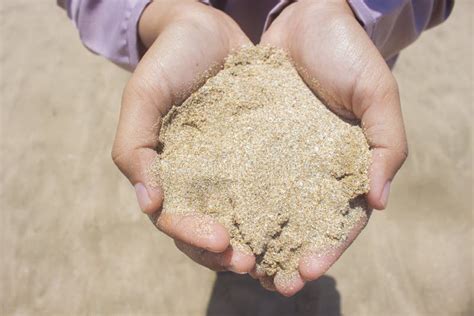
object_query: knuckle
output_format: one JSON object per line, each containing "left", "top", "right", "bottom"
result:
{"left": 110, "top": 146, "right": 121, "bottom": 167}
{"left": 390, "top": 141, "right": 409, "bottom": 169}
{"left": 354, "top": 69, "right": 400, "bottom": 112}
{"left": 384, "top": 74, "right": 400, "bottom": 98}
{"left": 395, "top": 129, "right": 409, "bottom": 164}
{"left": 111, "top": 142, "right": 130, "bottom": 175}
{"left": 399, "top": 142, "right": 409, "bottom": 162}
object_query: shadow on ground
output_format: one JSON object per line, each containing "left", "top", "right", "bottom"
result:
{"left": 207, "top": 272, "right": 340, "bottom": 316}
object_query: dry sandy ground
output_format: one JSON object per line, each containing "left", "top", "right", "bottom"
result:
{"left": 1, "top": 1, "right": 472, "bottom": 315}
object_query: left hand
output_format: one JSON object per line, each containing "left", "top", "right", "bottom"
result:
{"left": 258, "top": 0, "right": 408, "bottom": 296}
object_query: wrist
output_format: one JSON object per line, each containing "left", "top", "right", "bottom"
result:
{"left": 138, "top": 0, "right": 201, "bottom": 49}
{"left": 138, "top": 1, "right": 171, "bottom": 49}
{"left": 297, "top": 0, "right": 355, "bottom": 18}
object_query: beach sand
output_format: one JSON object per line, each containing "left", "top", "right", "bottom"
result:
{"left": 1, "top": 1, "right": 472, "bottom": 315}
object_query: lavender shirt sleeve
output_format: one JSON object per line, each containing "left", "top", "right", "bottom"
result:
{"left": 347, "top": 0, "right": 454, "bottom": 63}
{"left": 58, "top": 0, "right": 151, "bottom": 71}
{"left": 58, "top": 0, "right": 453, "bottom": 71}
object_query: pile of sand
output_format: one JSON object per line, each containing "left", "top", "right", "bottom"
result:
{"left": 150, "top": 46, "right": 370, "bottom": 276}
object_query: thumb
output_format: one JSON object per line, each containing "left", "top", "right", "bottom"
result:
{"left": 112, "top": 80, "right": 164, "bottom": 214}
{"left": 353, "top": 69, "right": 408, "bottom": 210}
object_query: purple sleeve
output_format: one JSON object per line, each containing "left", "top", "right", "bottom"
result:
{"left": 59, "top": 0, "right": 454, "bottom": 70}
{"left": 347, "top": 0, "right": 454, "bottom": 62}
{"left": 59, "top": 0, "right": 151, "bottom": 71}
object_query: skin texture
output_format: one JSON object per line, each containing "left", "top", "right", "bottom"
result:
{"left": 112, "top": 0, "right": 408, "bottom": 296}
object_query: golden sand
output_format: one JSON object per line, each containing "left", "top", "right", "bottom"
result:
{"left": 151, "top": 46, "right": 371, "bottom": 276}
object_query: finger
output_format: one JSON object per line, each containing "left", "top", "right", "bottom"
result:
{"left": 175, "top": 240, "right": 255, "bottom": 273}
{"left": 249, "top": 268, "right": 258, "bottom": 279}
{"left": 299, "top": 211, "right": 371, "bottom": 281}
{"left": 249, "top": 265, "right": 266, "bottom": 279}
{"left": 226, "top": 247, "right": 256, "bottom": 273}
{"left": 259, "top": 275, "right": 276, "bottom": 292}
{"left": 175, "top": 240, "right": 229, "bottom": 271}
{"left": 150, "top": 212, "right": 230, "bottom": 253}
{"left": 273, "top": 271, "right": 305, "bottom": 297}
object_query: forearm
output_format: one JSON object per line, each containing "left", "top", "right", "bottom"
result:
{"left": 138, "top": 0, "right": 202, "bottom": 48}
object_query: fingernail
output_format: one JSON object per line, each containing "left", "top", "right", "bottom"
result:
{"left": 380, "top": 181, "right": 391, "bottom": 209}
{"left": 134, "top": 183, "right": 151, "bottom": 212}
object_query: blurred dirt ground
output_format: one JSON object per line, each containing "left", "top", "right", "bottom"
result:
{"left": 1, "top": 1, "right": 472, "bottom": 315}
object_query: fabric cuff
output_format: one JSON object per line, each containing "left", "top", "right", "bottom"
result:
{"left": 126, "top": 0, "right": 152, "bottom": 70}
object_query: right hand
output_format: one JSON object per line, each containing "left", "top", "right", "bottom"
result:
{"left": 111, "top": 0, "right": 255, "bottom": 274}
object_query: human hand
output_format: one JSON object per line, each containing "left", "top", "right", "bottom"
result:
{"left": 112, "top": 0, "right": 255, "bottom": 274}
{"left": 259, "top": 0, "right": 408, "bottom": 295}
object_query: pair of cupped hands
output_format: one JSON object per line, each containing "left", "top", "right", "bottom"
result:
{"left": 112, "top": 0, "right": 408, "bottom": 296}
